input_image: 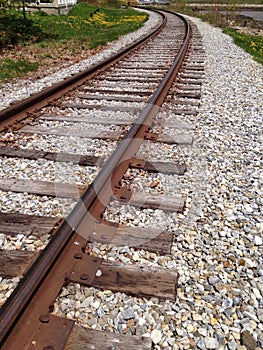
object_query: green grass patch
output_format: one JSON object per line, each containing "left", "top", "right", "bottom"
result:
{"left": 0, "top": 2, "right": 148, "bottom": 82}
{"left": 223, "top": 28, "right": 263, "bottom": 64}
{"left": 0, "top": 58, "right": 38, "bottom": 80}
{"left": 51, "top": 3, "right": 148, "bottom": 46}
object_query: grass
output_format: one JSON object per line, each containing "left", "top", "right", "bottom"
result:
{"left": 0, "top": 58, "right": 38, "bottom": 80}
{"left": 223, "top": 28, "right": 263, "bottom": 64}
{"left": 33, "top": 3, "right": 148, "bottom": 48}
{"left": 0, "top": 2, "right": 148, "bottom": 82}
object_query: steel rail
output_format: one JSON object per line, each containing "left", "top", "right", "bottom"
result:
{"left": 0, "top": 11, "right": 191, "bottom": 348}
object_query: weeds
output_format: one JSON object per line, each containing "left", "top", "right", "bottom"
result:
{"left": 0, "top": 58, "right": 38, "bottom": 80}
{"left": 223, "top": 28, "right": 263, "bottom": 65}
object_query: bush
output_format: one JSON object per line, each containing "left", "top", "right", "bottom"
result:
{"left": 0, "top": 11, "right": 52, "bottom": 48}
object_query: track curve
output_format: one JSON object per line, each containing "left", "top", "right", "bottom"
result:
{"left": 0, "top": 10, "right": 205, "bottom": 350}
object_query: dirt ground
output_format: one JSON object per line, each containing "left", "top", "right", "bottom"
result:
{"left": 0, "top": 41, "right": 107, "bottom": 83}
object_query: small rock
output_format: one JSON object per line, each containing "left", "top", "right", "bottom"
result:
{"left": 202, "top": 295, "right": 214, "bottom": 303}
{"left": 192, "top": 313, "right": 203, "bottom": 321}
{"left": 80, "top": 296, "right": 93, "bottom": 308}
{"left": 197, "top": 338, "right": 206, "bottom": 350}
{"left": 224, "top": 308, "right": 234, "bottom": 318}
{"left": 97, "top": 308, "right": 105, "bottom": 317}
{"left": 92, "top": 300, "right": 100, "bottom": 309}
{"left": 208, "top": 276, "right": 220, "bottom": 285}
{"left": 138, "top": 317, "right": 146, "bottom": 326}
{"left": 222, "top": 297, "right": 233, "bottom": 309}
{"left": 198, "top": 327, "right": 208, "bottom": 337}
{"left": 141, "top": 303, "right": 148, "bottom": 311}
{"left": 205, "top": 337, "right": 219, "bottom": 349}
{"left": 186, "top": 323, "right": 195, "bottom": 333}
{"left": 216, "top": 333, "right": 225, "bottom": 347}
{"left": 127, "top": 319, "right": 135, "bottom": 327}
{"left": 95, "top": 269, "right": 102, "bottom": 277}
{"left": 176, "top": 327, "right": 186, "bottom": 336}
{"left": 227, "top": 341, "right": 237, "bottom": 350}
{"left": 151, "top": 329, "right": 162, "bottom": 344}
{"left": 257, "top": 310, "right": 263, "bottom": 322}
{"left": 122, "top": 307, "right": 135, "bottom": 320}
{"left": 167, "top": 337, "right": 175, "bottom": 346}
{"left": 221, "top": 324, "right": 230, "bottom": 335}
{"left": 210, "top": 317, "right": 219, "bottom": 325}
{"left": 254, "top": 235, "right": 262, "bottom": 246}
{"left": 244, "top": 204, "right": 253, "bottom": 213}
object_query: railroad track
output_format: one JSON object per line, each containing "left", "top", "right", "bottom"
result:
{"left": 0, "top": 10, "right": 205, "bottom": 349}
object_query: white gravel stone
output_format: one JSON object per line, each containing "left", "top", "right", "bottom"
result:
{"left": 254, "top": 235, "right": 262, "bottom": 246}
{"left": 204, "top": 337, "right": 218, "bottom": 349}
{"left": 151, "top": 329, "right": 163, "bottom": 344}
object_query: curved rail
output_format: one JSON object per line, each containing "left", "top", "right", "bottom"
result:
{"left": 0, "top": 11, "right": 191, "bottom": 348}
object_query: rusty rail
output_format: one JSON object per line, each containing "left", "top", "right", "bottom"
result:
{"left": 0, "top": 11, "right": 191, "bottom": 349}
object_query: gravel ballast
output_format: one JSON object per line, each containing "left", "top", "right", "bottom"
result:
{"left": 0, "top": 11, "right": 262, "bottom": 350}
